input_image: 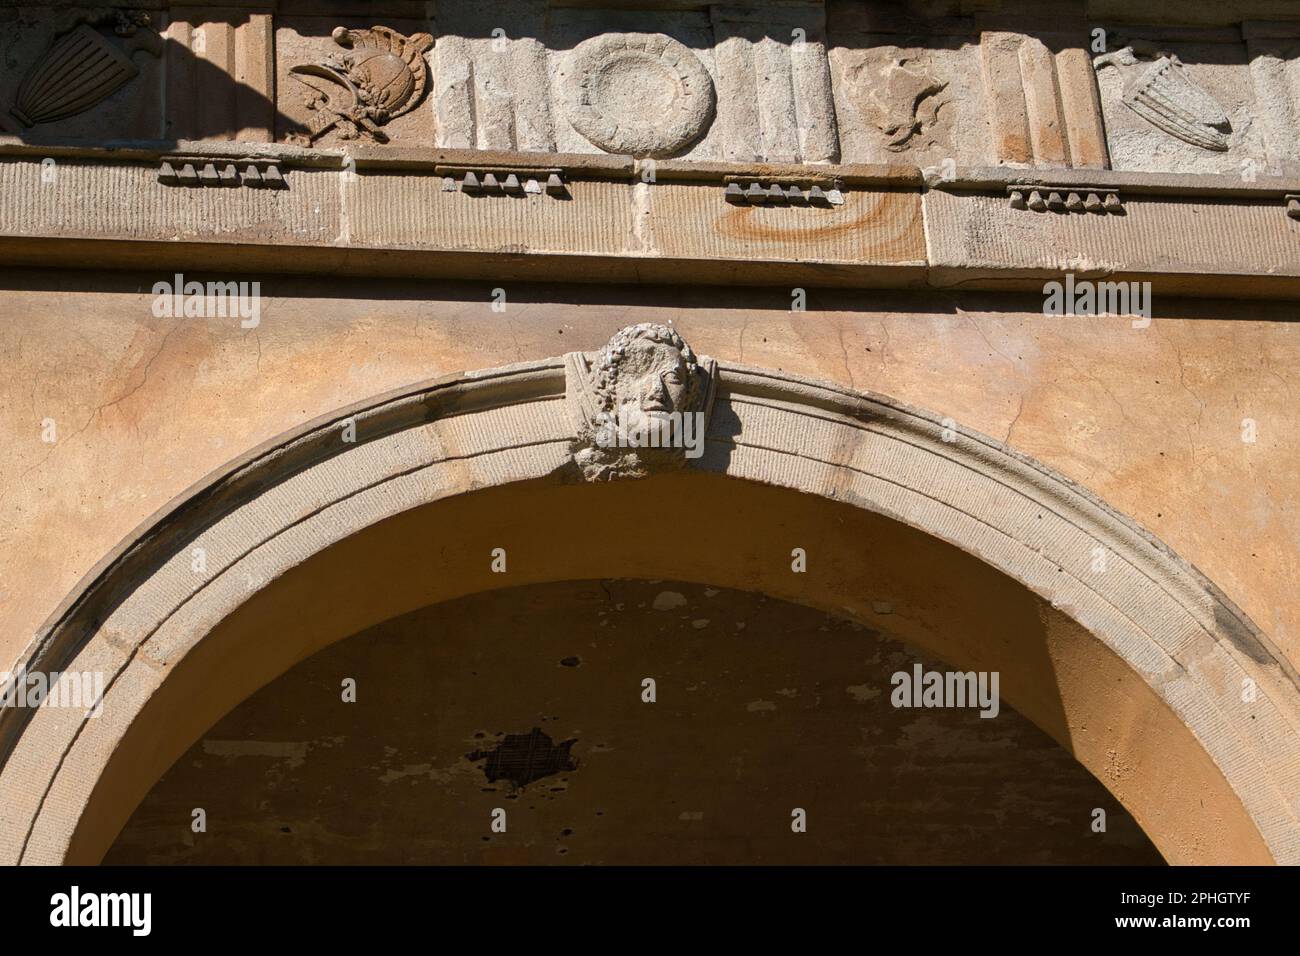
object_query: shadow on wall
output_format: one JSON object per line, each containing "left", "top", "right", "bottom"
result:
{"left": 2, "top": 266, "right": 1297, "bottom": 328}
{"left": 70, "top": 473, "right": 1151, "bottom": 862}
{"left": 1, "top": 12, "right": 370, "bottom": 147}
{"left": 103, "top": 578, "right": 1165, "bottom": 865}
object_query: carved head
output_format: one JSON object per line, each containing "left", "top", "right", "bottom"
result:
{"left": 569, "top": 323, "right": 714, "bottom": 482}
{"left": 590, "top": 323, "right": 704, "bottom": 434}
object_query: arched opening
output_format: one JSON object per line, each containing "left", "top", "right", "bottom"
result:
{"left": 103, "top": 579, "right": 1164, "bottom": 865}
{"left": 1, "top": 360, "right": 1295, "bottom": 865}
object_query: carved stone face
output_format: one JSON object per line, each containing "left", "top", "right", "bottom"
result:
{"left": 613, "top": 339, "right": 693, "bottom": 433}
{"left": 569, "top": 322, "right": 711, "bottom": 481}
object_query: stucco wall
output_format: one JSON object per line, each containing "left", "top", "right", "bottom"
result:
{"left": 1, "top": 273, "right": 1295, "bottom": 681}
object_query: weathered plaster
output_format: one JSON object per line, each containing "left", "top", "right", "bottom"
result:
{"left": 1, "top": 279, "right": 1295, "bottom": 677}
{"left": 0, "top": 327, "right": 1293, "bottom": 864}
{"left": 104, "top": 580, "right": 1164, "bottom": 865}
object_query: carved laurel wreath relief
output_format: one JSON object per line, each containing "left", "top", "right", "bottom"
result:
{"left": 560, "top": 33, "right": 717, "bottom": 157}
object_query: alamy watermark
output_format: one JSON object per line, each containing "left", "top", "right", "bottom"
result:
{"left": 590, "top": 402, "right": 705, "bottom": 458}
{"left": 50, "top": 886, "right": 151, "bottom": 936}
{"left": 1043, "top": 273, "right": 1152, "bottom": 328}
{"left": 151, "top": 272, "right": 261, "bottom": 328}
{"left": 891, "top": 664, "right": 1000, "bottom": 718}
{"left": 1, "top": 668, "right": 105, "bottom": 717}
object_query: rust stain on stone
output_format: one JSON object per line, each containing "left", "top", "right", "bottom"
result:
{"left": 713, "top": 190, "right": 922, "bottom": 258}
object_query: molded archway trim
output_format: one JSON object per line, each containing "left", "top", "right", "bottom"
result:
{"left": 1, "top": 360, "right": 1296, "bottom": 864}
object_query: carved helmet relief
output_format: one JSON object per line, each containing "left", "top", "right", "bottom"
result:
{"left": 1094, "top": 44, "right": 1231, "bottom": 152}
{"left": 566, "top": 324, "right": 717, "bottom": 481}
{"left": 288, "top": 26, "right": 433, "bottom": 145}
{"left": 560, "top": 33, "right": 716, "bottom": 157}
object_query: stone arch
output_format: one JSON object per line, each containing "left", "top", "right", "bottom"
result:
{"left": 0, "top": 358, "right": 1296, "bottom": 865}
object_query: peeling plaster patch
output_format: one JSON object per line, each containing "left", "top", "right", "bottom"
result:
{"left": 1105, "top": 748, "right": 1136, "bottom": 781}
{"left": 652, "top": 590, "right": 688, "bottom": 611}
{"left": 703, "top": 587, "right": 720, "bottom": 597}
{"left": 847, "top": 684, "right": 880, "bottom": 702}
{"left": 746, "top": 699, "right": 777, "bottom": 712}
{"left": 378, "top": 763, "right": 456, "bottom": 785}
{"left": 691, "top": 619, "right": 710, "bottom": 629}
{"left": 777, "top": 688, "right": 798, "bottom": 697}
{"left": 203, "top": 739, "right": 310, "bottom": 768}
{"left": 679, "top": 811, "right": 704, "bottom": 821}
{"left": 467, "top": 727, "right": 578, "bottom": 788}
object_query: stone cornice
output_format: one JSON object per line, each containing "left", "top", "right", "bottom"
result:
{"left": 7, "top": 137, "right": 1300, "bottom": 194}
{"left": 1, "top": 141, "right": 1298, "bottom": 298}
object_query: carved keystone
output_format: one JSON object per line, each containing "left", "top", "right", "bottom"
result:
{"left": 565, "top": 324, "right": 717, "bottom": 481}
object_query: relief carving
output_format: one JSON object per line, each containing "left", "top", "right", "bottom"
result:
{"left": 158, "top": 157, "right": 285, "bottom": 189}
{"left": 9, "top": 10, "right": 161, "bottom": 128}
{"left": 439, "top": 165, "right": 567, "bottom": 198}
{"left": 566, "top": 324, "right": 717, "bottom": 481}
{"left": 1007, "top": 185, "right": 1122, "bottom": 214}
{"left": 1094, "top": 44, "right": 1231, "bottom": 152}
{"left": 561, "top": 33, "right": 716, "bottom": 157}
{"left": 859, "top": 56, "right": 948, "bottom": 152}
{"left": 288, "top": 26, "right": 433, "bottom": 145}
{"left": 724, "top": 177, "right": 844, "bottom": 206}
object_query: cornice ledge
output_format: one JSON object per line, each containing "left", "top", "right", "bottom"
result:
{"left": 3, "top": 137, "right": 1297, "bottom": 199}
